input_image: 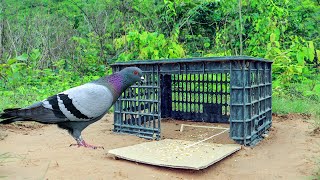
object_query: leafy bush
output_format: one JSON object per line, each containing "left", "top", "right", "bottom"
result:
{"left": 0, "top": 49, "right": 105, "bottom": 111}
{"left": 0, "top": 0, "right": 319, "bottom": 115}
{"left": 114, "top": 30, "right": 185, "bottom": 61}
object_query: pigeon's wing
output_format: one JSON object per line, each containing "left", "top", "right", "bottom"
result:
{"left": 42, "top": 83, "right": 114, "bottom": 122}
{"left": 0, "top": 83, "right": 113, "bottom": 124}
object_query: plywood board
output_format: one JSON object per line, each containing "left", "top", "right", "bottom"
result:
{"left": 108, "top": 139, "right": 241, "bottom": 170}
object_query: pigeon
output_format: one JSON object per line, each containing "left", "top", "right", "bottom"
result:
{"left": 0, "top": 67, "right": 144, "bottom": 149}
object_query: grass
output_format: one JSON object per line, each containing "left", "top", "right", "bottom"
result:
{"left": 273, "top": 96, "right": 320, "bottom": 133}
{"left": 0, "top": 92, "right": 38, "bottom": 112}
{"left": 0, "top": 83, "right": 75, "bottom": 112}
{"left": 272, "top": 97, "right": 320, "bottom": 117}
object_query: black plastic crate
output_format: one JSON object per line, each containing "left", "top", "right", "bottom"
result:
{"left": 111, "top": 56, "right": 272, "bottom": 146}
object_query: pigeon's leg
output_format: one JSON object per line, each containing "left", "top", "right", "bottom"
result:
{"left": 73, "top": 136, "right": 104, "bottom": 149}
{"left": 69, "top": 131, "right": 104, "bottom": 149}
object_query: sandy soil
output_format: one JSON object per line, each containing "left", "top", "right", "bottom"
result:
{"left": 0, "top": 114, "right": 319, "bottom": 180}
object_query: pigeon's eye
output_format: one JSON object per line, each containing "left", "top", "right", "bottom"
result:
{"left": 133, "top": 71, "right": 138, "bottom": 75}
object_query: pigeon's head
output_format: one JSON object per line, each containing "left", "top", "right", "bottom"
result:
{"left": 120, "top": 67, "right": 144, "bottom": 85}
{"left": 103, "top": 67, "right": 144, "bottom": 100}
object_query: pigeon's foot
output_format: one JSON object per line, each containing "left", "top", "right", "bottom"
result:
{"left": 70, "top": 140, "right": 104, "bottom": 150}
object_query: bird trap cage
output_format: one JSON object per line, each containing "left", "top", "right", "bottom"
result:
{"left": 111, "top": 56, "right": 272, "bottom": 146}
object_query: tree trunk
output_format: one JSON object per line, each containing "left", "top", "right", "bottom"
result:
{"left": 0, "top": 0, "right": 5, "bottom": 61}
{"left": 238, "top": 0, "right": 243, "bottom": 55}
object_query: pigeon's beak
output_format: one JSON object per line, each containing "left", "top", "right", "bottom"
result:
{"left": 140, "top": 76, "right": 145, "bottom": 85}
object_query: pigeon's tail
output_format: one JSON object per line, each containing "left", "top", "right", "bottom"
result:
{"left": 0, "top": 118, "right": 16, "bottom": 124}
{"left": 0, "top": 108, "right": 30, "bottom": 124}
{"left": 0, "top": 106, "right": 67, "bottom": 124}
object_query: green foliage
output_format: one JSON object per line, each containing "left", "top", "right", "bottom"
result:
{"left": 114, "top": 30, "right": 185, "bottom": 61}
{"left": 0, "top": 0, "right": 319, "bottom": 116}
{"left": 157, "top": 0, "right": 222, "bottom": 56}
{"left": 71, "top": 34, "right": 107, "bottom": 76}
{"left": 267, "top": 36, "right": 319, "bottom": 100}
{"left": 0, "top": 49, "right": 104, "bottom": 111}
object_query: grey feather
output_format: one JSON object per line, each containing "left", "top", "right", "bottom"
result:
{"left": 60, "top": 83, "right": 114, "bottom": 120}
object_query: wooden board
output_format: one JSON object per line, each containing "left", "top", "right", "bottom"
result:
{"left": 108, "top": 139, "right": 241, "bottom": 170}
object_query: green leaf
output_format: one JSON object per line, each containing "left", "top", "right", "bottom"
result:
{"left": 303, "top": 90, "right": 315, "bottom": 96}
{"left": 302, "top": 47, "right": 308, "bottom": 56}
{"left": 273, "top": 47, "right": 281, "bottom": 54}
{"left": 295, "top": 66, "right": 303, "bottom": 74}
{"left": 204, "top": 42, "right": 210, "bottom": 48}
{"left": 274, "top": 28, "right": 280, "bottom": 39}
{"left": 296, "top": 51, "right": 305, "bottom": 65}
{"left": 7, "top": 59, "right": 17, "bottom": 65}
{"left": 316, "top": 50, "right": 320, "bottom": 64}
{"left": 270, "top": 33, "right": 276, "bottom": 42}
{"left": 16, "top": 53, "right": 28, "bottom": 61}
{"left": 168, "top": 49, "right": 174, "bottom": 57}
{"left": 2, "top": 91, "right": 14, "bottom": 96}
{"left": 307, "top": 41, "right": 315, "bottom": 61}
{"left": 302, "top": 67, "right": 310, "bottom": 74}
{"left": 30, "top": 49, "right": 41, "bottom": 61}
{"left": 153, "top": 50, "right": 159, "bottom": 57}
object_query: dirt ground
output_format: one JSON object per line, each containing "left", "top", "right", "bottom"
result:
{"left": 0, "top": 114, "right": 319, "bottom": 180}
